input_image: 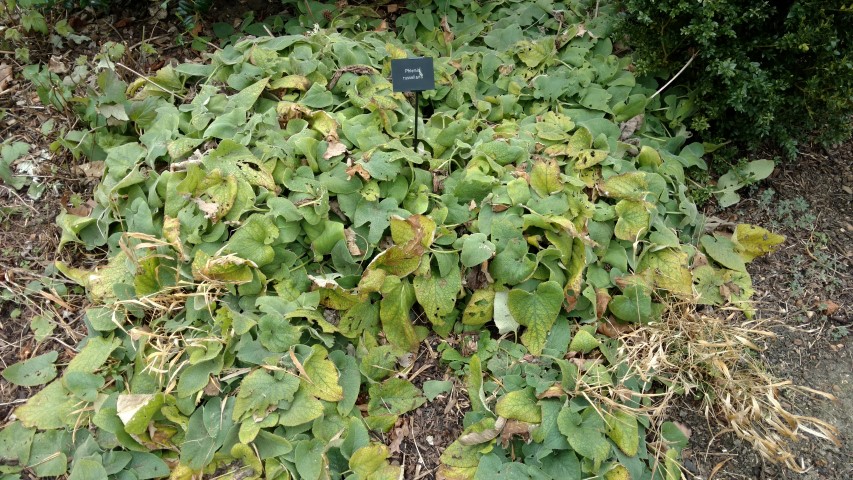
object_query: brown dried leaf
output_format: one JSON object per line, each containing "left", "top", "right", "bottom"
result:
{"left": 388, "top": 422, "right": 409, "bottom": 455}
{"left": 346, "top": 163, "right": 370, "bottom": 180}
{"left": 818, "top": 300, "right": 840, "bottom": 316}
{"left": 597, "top": 317, "right": 633, "bottom": 339}
{"left": 499, "top": 420, "right": 533, "bottom": 447}
{"left": 440, "top": 16, "right": 455, "bottom": 44}
{"left": 74, "top": 161, "right": 106, "bottom": 178}
{"left": 595, "top": 288, "right": 611, "bottom": 318}
{"left": 563, "top": 291, "right": 578, "bottom": 314}
{"left": 48, "top": 56, "right": 67, "bottom": 74}
{"left": 432, "top": 171, "right": 447, "bottom": 192}
{"left": 0, "top": 63, "right": 12, "bottom": 91}
{"left": 344, "top": 228, "right": 364, "bottom": 256}
{"left": 67, "top": 204, "right": 92, "bottom": 217}
{"left": 691, "top": 250, "right": 709, "bottom": 269}
{"left": 619, "top": 114, "right": 644, "bottom": 141}
{"left": 459, "top": 417, "right": 506, "bottom": 446}
{"left": 323, "top": 140, "right": 348, "bottom": 160}
{"left": 537, "top": 385, "right": 565, "bottom": 399}
{"left": 203, "top": 376, "right": 221, "bottom": 396}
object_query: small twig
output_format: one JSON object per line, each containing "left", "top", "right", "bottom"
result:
{"left": 115, "top": 62, "right": 187, "bottom": 100}
{"left": 129, "top": 35, "right": 167, "bottom": 51}
{"left": 649, "top": 51, "right": 698, "bottom": 101}
{"left": 304, "top": 0, "right": 317, "bottom": 23}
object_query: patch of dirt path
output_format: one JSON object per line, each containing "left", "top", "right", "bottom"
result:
{"left": 682, "top": 142, "right": 853, "bottom": 479}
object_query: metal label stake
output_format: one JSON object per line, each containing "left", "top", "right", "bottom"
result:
{"left": 391, "top": 57, "right": 435, "bottom": 150}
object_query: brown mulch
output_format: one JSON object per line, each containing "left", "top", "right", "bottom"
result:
{"left": 385, "top": 335, "right": 466, "bottom": 480}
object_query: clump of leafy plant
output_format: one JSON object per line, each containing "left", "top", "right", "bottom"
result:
{"left": 0, "top": 1, "right": 803, "bottom": 479}
{"left": 617, "top": 0, "right": 853, "bottom": 157}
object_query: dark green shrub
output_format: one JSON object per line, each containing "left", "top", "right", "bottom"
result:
{"left": 618, "top": 0, "right": 853, "bottom": 157}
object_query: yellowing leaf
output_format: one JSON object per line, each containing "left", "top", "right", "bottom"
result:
{"left": 234, "top": 369, "right": 299, "bottom": 421}
{"left": 379, "top": 277, "right": 420, "bottom": 352}
{"left": 638, "top": 247, "right": 693, "bottom": 296}
{"left": 191, "top": 250, "right": 254, "bottom": 283}
{"left": 439, "top": 418, "right": 498, "bottom": 479}
{"left": 495, "top": 387, "right": 541, "bottom": 423}
{"left": 301, "top": 345, "right": 344, "bottom": 402}
{"left": 732, "top": 224, "right": 785, "bottom": 262}
{"left": 508, "top": 281, "right": 564, "bottom": 355}
{"left": 462, "top": 288, "right": 495, "bottom": 326}
{"left": 350, "top": 444, "right": 389, "bottom": 477}
{"left": 604, "top": 465, "right": 631, "bottom": 480}
{"left": 55, "top": 252, "right": 133, "bottom": 303}
{"left": 637, "top": 145, "right": 662, "bottom": 168}
{"left": 600, "top": 172, "right": 648, "bottom": 201}
{"left": 614, "top": 200, "right": 650, "bottom": 241}
{"left": 530, "top": 159, "right": 563, "bottom": 197}
{"left": 606, "top": 410, "right": 639, "bottom": 456}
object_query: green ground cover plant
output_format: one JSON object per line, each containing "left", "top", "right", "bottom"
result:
{"left": 0, "top": 1, "right": 811, "bottom": 479}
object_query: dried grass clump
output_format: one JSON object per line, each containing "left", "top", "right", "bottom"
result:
{"left": 619, "top": 303, "right": 840, "bottom": 472}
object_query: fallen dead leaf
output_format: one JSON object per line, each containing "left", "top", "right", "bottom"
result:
{"left": 203, "top": 376, "right": 221, "bottom": 396}
{"left": 499, "top": 420, "right": 533, "bottom": 447}
{"left": 67, "top": 204, "right": 92, "bottom": 217}
{"left": 691, "top": 250, "right": 709, "bottom": 269}
{"left": 74, "top": 161, "right": 106, "bottom": 178}
{"left": 459, "top": 417, "right": 505, "bottom": 446}
{"left": 344, "top": 228, "right": 364, "bottom": 256}
{"left": 597, "top": 316, "right": 633, "bottom": 339}
{"left": 323, "top": 140, "right": 348, "bottom": 159}
{"left": 48, "top": 56, "right": 68, "bottom": 74}
{"left": 619, "top": 114, "right": 644, "bottom": 141}
{"left": 595, "top": 288, "right": 611, "bottom": 318}
{"left": 389, "top": 421, "right": 409, "bottom": 455}
{"left": 440, "top": 16, "right": 454, "bottom": 44}
{"left": 0, "top": 63, "right": 12, "bottom": 91}
{"left": 818, "top": 300, "right": 841, "bottom": 316}
{"left": 345, "top": 163, "right": 370, "bottom": 181}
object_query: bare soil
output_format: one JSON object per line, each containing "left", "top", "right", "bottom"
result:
{"left": 680, "top": 143, "right": 853, "bottom": 480}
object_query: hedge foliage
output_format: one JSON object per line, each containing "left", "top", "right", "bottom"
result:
{"left": 617, "top": 0, "right": 853, "bottom": 156}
